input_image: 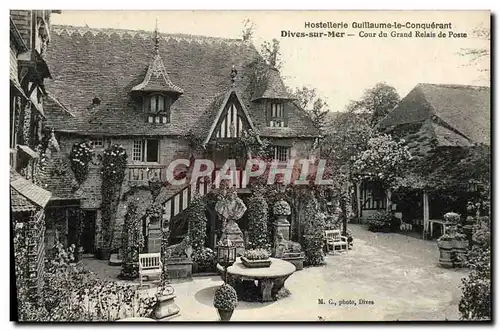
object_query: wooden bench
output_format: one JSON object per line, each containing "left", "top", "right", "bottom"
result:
{"left": 324, "top": 230, "right": 348, "bottom": 255}
{"left": 139, "top": 253, "right": 162, "bottom": 287}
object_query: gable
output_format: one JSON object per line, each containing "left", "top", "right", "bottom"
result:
{"left": 203, "top": 91, "right": 259, "bottom": 146}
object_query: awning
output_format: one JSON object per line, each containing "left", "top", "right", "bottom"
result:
{"left": 17, "top": 145, "right": 39, "bottom": 159}
{"left": 11, "top": 175, "right": 52, "bottom": 210}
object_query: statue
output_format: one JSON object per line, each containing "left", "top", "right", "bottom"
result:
{"left": 215, "top": 188, "right": 247, "bottom": 254}
{"left": 274, "top": 233, "right": 305, "bottom": 270}
{"left": 274, "top": 233, "right": 302, "bottom": 258}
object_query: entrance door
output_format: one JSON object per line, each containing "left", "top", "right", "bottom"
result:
{"left": 81, "top": 211, "right": 96, "bottom": 254}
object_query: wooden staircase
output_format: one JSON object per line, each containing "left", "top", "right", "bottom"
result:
{"left": 146, "top": 169, "right": 249, "bottom": 240}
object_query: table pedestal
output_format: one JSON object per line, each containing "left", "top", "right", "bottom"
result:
{"left": 219, "top": 258, "right": 295, "bottom": 302}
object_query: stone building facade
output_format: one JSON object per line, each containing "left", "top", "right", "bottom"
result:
{"left": 41, "top": 25, "right": 320, "bottom": 257}
{"left": 10, "top": 9, "right": 60, "bottom": 303}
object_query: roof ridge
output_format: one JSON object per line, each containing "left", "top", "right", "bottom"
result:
{"left": 51, "top": 24, "right": 248, "bottom": 45}
{"left": 417, "top": 83, "right": 490, "bottom": 90}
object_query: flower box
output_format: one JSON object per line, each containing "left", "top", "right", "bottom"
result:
{"left": 241, "top": 256, "right": 271, "bottom": 268}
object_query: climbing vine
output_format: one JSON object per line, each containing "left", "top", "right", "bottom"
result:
{"left": 119, "top": 200, "right": 144, "bottom": 280}
{"left": 70, "top": 141, "right": 93, "bottom": 184}
{"left": 188, "top": 194, "right": 207, "bottom": 252}
{"left": 101, "top": 144, "right": 128, "bottom": 249}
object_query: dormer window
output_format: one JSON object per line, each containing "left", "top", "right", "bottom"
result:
{"left": 144, "top": 94, "right": 171, "bottom": 124}
{"left": 268, "top": 102, "right": 287, "bottom": 127}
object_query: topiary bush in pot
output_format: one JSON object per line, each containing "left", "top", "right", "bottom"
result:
{"left": 213, "top": 284, "right": 238, "bottom": 321}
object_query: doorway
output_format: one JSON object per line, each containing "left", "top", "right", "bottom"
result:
{"left": 81, "top": 210, "right": 96, "bottom": 254}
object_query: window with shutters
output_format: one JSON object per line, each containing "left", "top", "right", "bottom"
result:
{"left": 144, "top": 94, "right": 171, "bottom": 124}
{"left": 268, "top": 102, "right": 286, "bottom": 127}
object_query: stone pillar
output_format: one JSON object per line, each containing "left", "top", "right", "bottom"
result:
{"left": 273, "top": 217, "right": 291, "bottom": 255}
{"left": 148, "top": 222, "right": 162, "bottom": 253}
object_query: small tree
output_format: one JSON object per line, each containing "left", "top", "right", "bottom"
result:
{"left": 352, "top": 134, "right": 413, "bottom": 188}
{"left": 247, "top": 189, "right": 269, "bottom": 250}
{"left": 347, "top": 82, "right": 401, "bottom": 127}
{"left": 292, "top": 86, "right": 330, "bottom": 133}
{"left": 241, "top": 18, "right": 254, "bottom": 41}
{"left": 119, "top": 200, "right": 144, "bottom": 280}
{"left": 260, "top": 38, "right": 282, "bottom": 69}
{"left": 302, "top": 195, "right": 325, "bottom": 266}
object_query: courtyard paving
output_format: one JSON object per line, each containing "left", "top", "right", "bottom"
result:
{"left": 83, "top": 224, "right": 469, "bottom": 321}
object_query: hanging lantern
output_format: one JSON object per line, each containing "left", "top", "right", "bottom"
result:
{"left": 217, "top": 232, "right": 236, "bottom": 268}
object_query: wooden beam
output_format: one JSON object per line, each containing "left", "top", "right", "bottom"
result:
{"left": 423, "top": 191, "right": 430, "bottom": 239}
{"left": 386, "top": 189, "right": 392, "bottom": 212}
{"left": 356, "top": 181, "right": 361, "bottom": 221}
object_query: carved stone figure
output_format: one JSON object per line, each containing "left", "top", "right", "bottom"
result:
{"left": 274, "top": 233, "right": 302, "bottom": 258}
{"left": 215, "top": 189, "right": 246, "bottom": 254}
{"left": 165, "top": 236, "right": 193, "bottom": 259}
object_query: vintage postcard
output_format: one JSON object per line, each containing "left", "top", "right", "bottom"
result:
{"left": 10, "top": 10, "right": 491, "bottom": 322}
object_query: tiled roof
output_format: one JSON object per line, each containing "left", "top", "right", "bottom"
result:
{"left": 38, "top": 152, "right": 80, "bottom": 200}
{"left": 379, "top": 83, "right": 490, "bottom": 145}
{"left": 252, "top": 67, "right": 295, "bottom": 101}
{"left": 43, "top": 25, "right": 318, "bottom": 139}
{"left": 10, "top": 169, "right": 52, "bottom": 210}
{"left": 11, "top": 188, "right": 36, "bottom": 212}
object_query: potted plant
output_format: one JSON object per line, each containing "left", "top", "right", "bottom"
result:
{"left": 192, "top": 247, "right": 216, "bottom": 273}
{"left": 273, "top": 199, "right": 291, "bottom": 225}
{"left": 453, "top": 232, "right": 468, "bottom": 250}
{"left": 437, "top": 233, "right": 454, "bottom": 250}
{"left": 444, "top": 212, "right": 461, "bottom": 225}
{"left": 241, "top": 248, "right": 271, "bottom": 268}
{"left": 213, "top": 284, "right": 238, "bottom": 321}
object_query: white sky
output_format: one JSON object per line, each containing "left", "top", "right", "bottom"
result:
{"left": 51, "top": 10, "right": 490, "bottom": 112}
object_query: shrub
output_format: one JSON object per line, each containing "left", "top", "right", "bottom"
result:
{"left": 213, "top": 284, "right": 238, "bottom": 311}
{"left": 273, "top": 199, "right": 291, "bottom": 216}
{"left": 243, "top": 248, "right": 270, "bottom": 260}
{"left": 247, "top": 191, "right": 269, "bottom": 250}
{"left": 302, "top": 198, "right": 325, "bottom": 266}
{"left": 443, "top": 212, "right": 461, "bottom": 224}
{"left": 459, "top": 246, "right": 491, "bottom": 320}
{"left": 192, "top": 247, "right": 216, "bottom": 272}
{"left": 472, "top": 221, "right": 490, "bottom": 248}
{"left": 367, "top": 211, "right": 400, "bottom": 232}
{"left": 187, "top": 194, "right": 207, "bottom": 252}
{"left": 17, "top": 239, "right": 158, "bottom": 321}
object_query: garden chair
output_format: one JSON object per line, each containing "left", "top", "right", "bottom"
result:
{"left": 324, "top": 230, "right": 348, "bottom": 255}
{"left": 139, "top": 253, "right": 163, "bottom": 287}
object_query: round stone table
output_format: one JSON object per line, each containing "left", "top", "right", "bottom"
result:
{"left": 217, "top": 257, "right": 296, "bottom": 302}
